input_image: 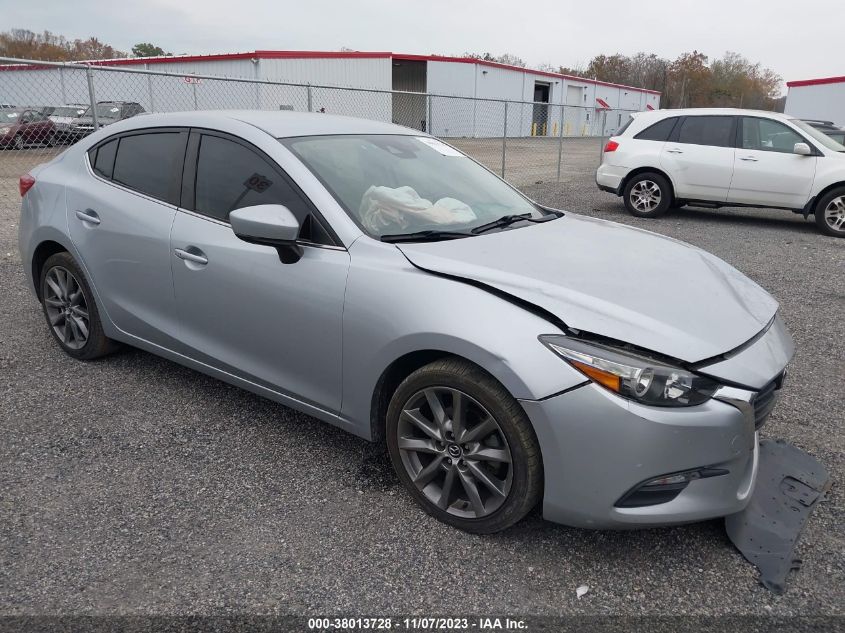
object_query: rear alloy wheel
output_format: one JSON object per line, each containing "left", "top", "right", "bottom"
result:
{"left": 623, "top": 172, "right": 672, "bottom": 218}
{"left": 386, "top": 358, "right": 542, "bottom": 533}
{"left": 40, "top": 252, "right": 117, "bottom": 360}
{"left": 815, "top": 188, "right": 845, "bottom": 237}
{"left": 12, "top": 134, "right": 24, "bottom": 150}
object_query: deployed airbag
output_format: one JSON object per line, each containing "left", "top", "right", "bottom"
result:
{"left": 725, "top": 439, "right": 830, "bottom": 594}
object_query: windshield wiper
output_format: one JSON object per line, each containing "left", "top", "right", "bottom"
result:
{"left": 381, "top": 229, "right": 472, "bottom": 243}
{"left": 471, "top": 212, "right": 560, "bottom": 234}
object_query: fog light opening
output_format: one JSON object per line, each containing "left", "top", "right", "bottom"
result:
{"left": 615, "top": 468, "right": 729, "bottom": 508}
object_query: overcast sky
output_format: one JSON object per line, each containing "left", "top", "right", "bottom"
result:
{"left": 5, "top": 0, "right": 844, "bottom": 91}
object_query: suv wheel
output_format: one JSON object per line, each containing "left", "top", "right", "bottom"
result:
{"left": 623, "top": 172, "right": 673, "bottom": 218}
{"left": 39, "top": 252, "right": 118, "bottom": 360}
{"left": 386, "top": 358, "right": 543, "bottom": 534}
{"left": 12, "top": 134, "right": 24, "bottom": 150}
{"left": 815, "top": 187, "right": 845, "bottom": 237}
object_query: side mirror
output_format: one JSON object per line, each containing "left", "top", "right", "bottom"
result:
{"left": 229, "top": 204, "right": 303, "bottom": 264}
{"left": 794, "top": 142, "right": 813, "bottom": 156}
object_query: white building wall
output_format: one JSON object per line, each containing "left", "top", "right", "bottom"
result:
{"left": 785, "top": 82, "right": 845, "bottom": 127}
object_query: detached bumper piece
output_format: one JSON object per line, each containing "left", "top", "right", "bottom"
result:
{"left": 725, "top": 439, "right": 830, "bottom": 594}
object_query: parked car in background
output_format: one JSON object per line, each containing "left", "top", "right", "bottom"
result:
{"left": 596, "top": 108, "right": 845, "bottom": 237}
{"left": 0, "top": 108, "right": 56, "bottom": 149}
{"left": 800, "top": 119, "right": 842, "bottom": 134}
{"left": 41, "top": 105, "right": 88, "bottom": 143}
{"left": 67, "top": 101, "right": 146, "bottom": 139}
{"left": 823, "top": 129, "right": 845, "bottom": 146}
{"left": 19, "top": 111, "right": 794, "bottom": 533}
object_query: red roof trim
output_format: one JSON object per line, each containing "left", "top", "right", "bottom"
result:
{"left": 393, "top": 53, "right": 661, "bottom": 94}
{"left": 0, "top": 49, "right": 661, "bottom": 94}
{"left": 786, "top": 75, "right": 845, "bottom": 88}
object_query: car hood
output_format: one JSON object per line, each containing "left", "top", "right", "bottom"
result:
{"left": 396, "top": 213, "right": 778, "bottom": 363}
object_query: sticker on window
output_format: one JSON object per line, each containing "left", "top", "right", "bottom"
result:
{"left": 243, "top": 173, "right": 273, "bottom": 193}
{"left": 6, "top": 112, "right": 18, "bottom": 118}
{"left": 110, "top": 108, "right": 119, "bottom": 113}
{"left": 415, "top": 137, "right": 465, "bottom": 157}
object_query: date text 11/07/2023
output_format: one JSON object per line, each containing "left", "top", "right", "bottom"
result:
{"left": 307, "top": 617, "right": 528, "bottom": 630}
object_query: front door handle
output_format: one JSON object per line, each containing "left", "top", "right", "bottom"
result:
{"left": 75, "top": 209, "right": 100, "bottom": 225}
{"left": 739, "top": 156, "right": 759, "bottom": 162}
{"left": 174, "top": 248, "right": 208, "bottom": 265}
{"left": 666, "top": 148, "right": 684, "bottom": 154}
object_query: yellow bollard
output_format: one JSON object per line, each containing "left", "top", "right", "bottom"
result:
{"left": 531, "top": 122, "right": 537, "bottom": 136}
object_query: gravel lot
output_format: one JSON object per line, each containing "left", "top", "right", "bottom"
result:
{"left": 0, "top": 140, "right": 842, "bottom": 620}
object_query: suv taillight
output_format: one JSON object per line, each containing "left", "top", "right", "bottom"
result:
{"left": 19, "top": 173, "right": 35, "bottom": 197}
{"left": 604, "top": 140, "right": 619, "bottom": 152}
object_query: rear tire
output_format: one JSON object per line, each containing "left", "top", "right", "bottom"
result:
{"left": 814, "top": 187, "right": 845, "bottom": 237}
{"left": 39, "top": 252, "right": 118, "bottom": 360}
{"left": 623, "top": 172, "right": 673, "bottom": 218}
{"left": 386, "top": 358, "right": 543, "bottom": 534}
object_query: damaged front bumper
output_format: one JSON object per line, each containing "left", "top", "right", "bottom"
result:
{"left": 521, "top": 382, "right": 762, "bottom": 528}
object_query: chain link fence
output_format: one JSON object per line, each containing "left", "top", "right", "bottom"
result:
{"left": 0, "top": 56, "right": 640, "bottom": 201}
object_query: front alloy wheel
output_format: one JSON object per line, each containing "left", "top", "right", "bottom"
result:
{"left": 386, "top": 358, "right": 542, "bottom": 533}
{"left": 817, "top": 193, "right": 845, "bottom": 237}
{"left": 396, "top": 387, "right": 513, "bottom": 519}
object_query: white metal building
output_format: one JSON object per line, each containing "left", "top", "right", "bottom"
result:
{"left": 0, "top": 50, "right": 661, "bottom": 138}
{"left": 784, "top": 75, "right": 845, "bottom": 127}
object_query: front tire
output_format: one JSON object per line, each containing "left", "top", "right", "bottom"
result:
{"left": 39, "top": 252, "right": 118, "bottom": 360}
{"left": 815, "top": 187, "right": 845, "bottom": 237}
{"left": 623, "top": 172, "right": 673, "bottom": 218}
{"left": 386, "top": 358, "right": 543, "bottom": 534}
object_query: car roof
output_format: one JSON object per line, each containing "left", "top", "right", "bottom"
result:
{"left": 106, "top": 110, "right": 420, "bottom": 138}
{"left": 634, "top": 107, "right": 795, "bottom": 122}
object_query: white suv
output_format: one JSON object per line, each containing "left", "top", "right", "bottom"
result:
{"left": 596, "top": 108, "right": 845, "bottom": 237}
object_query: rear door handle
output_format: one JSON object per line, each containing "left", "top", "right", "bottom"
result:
{"left": 174, "top": 248, "right": 208, "bottom": 265}
{"left": 75, "top": 209, "right": 100, "bottom": 225}
{"left": 666, "top": 148, "right": 684, "bottom": 154}
{"left": 739, "top": 156, "right": 759, "bottom": 162}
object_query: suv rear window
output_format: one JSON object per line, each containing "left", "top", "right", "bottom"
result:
{"left": 677, "top": 116, "right": 735, "bottom": 148}
{"left": 634, "top": 117, "right": 678, "bottom": 141}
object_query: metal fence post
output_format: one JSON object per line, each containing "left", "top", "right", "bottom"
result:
{"left": 192, "top": 81, "right": 198, "bottom": 110}
{"left": 85, "top": 66, "right": 99, "bottom": 130}
{"left": 501, "top": 101, "right": 508, "bottom": 178}
{"left": 307, "top": 85, "right": 313, "bottom": 112}
{"left": 556, "top": 105, "right": 565, "bottom": 182}
{"left": 427, "top": 94, "right": 432, "bottom": 135}
{"left": 146, "top": 64, "right": 155, "bottom": 112}
{"left": 59, "top": 66, "right": 67, "bottom": 104}
{"left": 598, "top": 109, "right": 608, "bottom": 163}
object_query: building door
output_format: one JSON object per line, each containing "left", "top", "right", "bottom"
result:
{"left": 392, "top": 60, "right": 428, "bottom": 131}
{"left": 532, "top": 82, "right": 550, "bottom": 136}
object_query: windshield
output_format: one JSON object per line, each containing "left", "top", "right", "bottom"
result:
{"left": 83, "top": 104, "right": 122, "bottom": 119}
{"left": 1, "top": 111, "right": 22, "bottom": 123}
{"left": 282, "top": 134, "right": 544, "bottom": 238}
{"left": 791, "top": 119, "right": 845, "bottom": 152}
{"left": 51, "top": 106, "right": 86, "bottom": 117}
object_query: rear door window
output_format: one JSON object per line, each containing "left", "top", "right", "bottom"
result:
{"left": 676, "top": 116, "right": 735, "bottom": 148}
{"left": 111, "top": 131, "right": 187, "bottom": 204}
{"left": 634, "top": 117, "right": 678, "bottom": 141}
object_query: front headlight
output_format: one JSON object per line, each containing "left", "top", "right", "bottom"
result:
{"left": 539, "top": 335, "right": 719, "bottom": 407}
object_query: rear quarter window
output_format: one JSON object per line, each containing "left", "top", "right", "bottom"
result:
{"left": 634, "top": 117, "right": 679, "bottom": 142}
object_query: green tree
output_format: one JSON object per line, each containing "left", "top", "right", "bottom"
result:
{"left": 132, "top": 42, "right": 167, "bottom": 57}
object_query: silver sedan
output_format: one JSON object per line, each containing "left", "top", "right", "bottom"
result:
{"left": 18, "top": 111, "right": 793, "bottom": 533}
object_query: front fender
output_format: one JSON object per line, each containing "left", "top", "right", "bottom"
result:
{"left": 341, "top": 239, "right": 586, "bottom": 438}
